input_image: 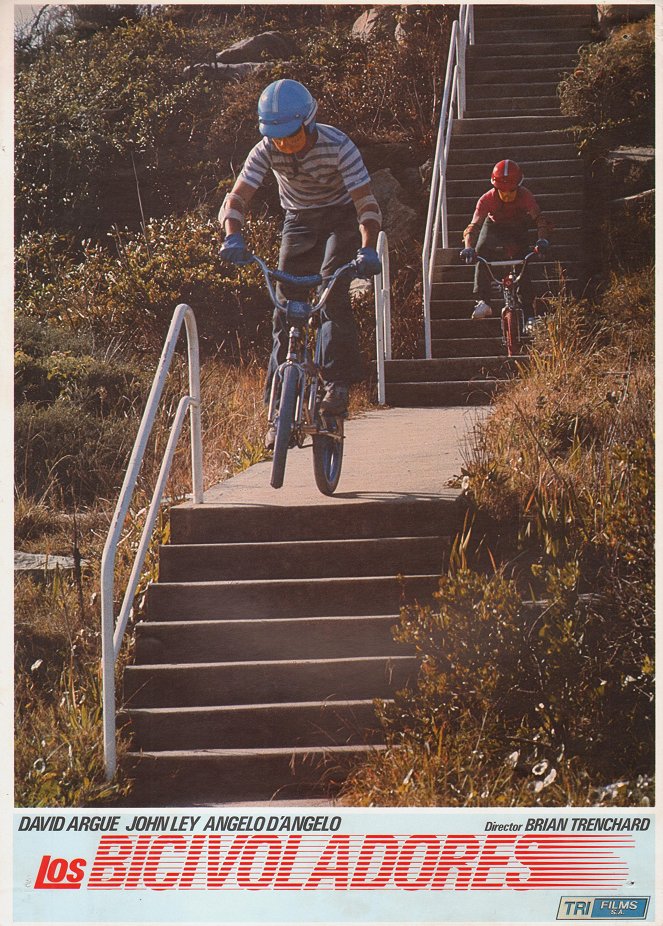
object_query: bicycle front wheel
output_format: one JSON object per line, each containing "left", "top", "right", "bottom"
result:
{"left": 312, "top": 419, "right": 344, "bottom": 496}
{"left": 271, "top": 365, "right": 299, "bottom": 489}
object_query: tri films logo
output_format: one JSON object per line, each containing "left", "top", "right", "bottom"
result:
{"left": 557, "top": 896, "right": 650, "bottom": 920}
{"left": 34, "top": 855, "right": 86, "bottom": 890}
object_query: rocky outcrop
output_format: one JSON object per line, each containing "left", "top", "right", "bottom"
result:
{"left": 371, "top": 168, "right": 420, "bottom": 244}
{"left": 184, "top": 61, "right": 271, "bottom": 80}
{"left": 184, "top": 30, "right": 297, "bottom": 80}
{"left": 215, "top": 31, "right": 299, "bottom": 63}
{"left": 351, "top": 7, "right": 398, "bottom": 42}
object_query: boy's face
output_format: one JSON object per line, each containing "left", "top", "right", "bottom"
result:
{"left": 498, "top": 188, "right": 517, "bottom": 203}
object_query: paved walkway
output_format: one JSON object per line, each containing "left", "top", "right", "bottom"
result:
{"left": 204, "top": 406, "right": 489, "bottom": 507}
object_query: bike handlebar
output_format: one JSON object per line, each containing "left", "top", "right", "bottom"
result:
{"left": 250, "top": 254, "right": 358, "bottom": 313}
{"left": 473, "top": 249, "right": 542, "bottom": 285}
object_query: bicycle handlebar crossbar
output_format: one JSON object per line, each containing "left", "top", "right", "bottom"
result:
{"left": 251, "top": 253, "right": 357, "bottom": 313}
{"left": 473, "top": 250, "right": 542, "bottom": 285}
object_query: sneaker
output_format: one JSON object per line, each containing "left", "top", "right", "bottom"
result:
{"left": 264, "top": 425, "right": 276, "bottom": 451}
{"left": 320, "top": 383, "right": 349, "bottom": 416}
{"left": 471, "top": 300, "right": 493, "bottom": 319}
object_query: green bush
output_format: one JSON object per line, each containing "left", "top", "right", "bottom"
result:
{"left": 558, "top": 16, "right": 654, "bottom": 150}
{"left": 15, "top": 15, "right": 229, "bottom": 235}
{"left": 15, "top": 317, "right": 148, "bottom": 412}
{"left": 15, "top": 211, "right": 281, "bottom": 355}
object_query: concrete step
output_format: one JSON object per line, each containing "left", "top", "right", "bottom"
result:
{"left": 454, "top": 115, "right": 571, "bottom": 135}
{"left": 468, "top": 53, "right": 580, "bottom": 70}
{"left": 445, "top": 160, "right": 582, "bottom": 181}
{"left": 134, "top": 614, "right": 411, "bottom": 664}
{"left": 436, "top": 256, "right": 580, "bottom": 281}
{"left": 429, "top": 318, "right": 501, "bottom": 339}
{"left": 468, "top": 66, "right": 573, "bottom": 85}
{"left": 448, "top": 142, "right": 577, "bottom": 165}
{"left": 170, "top": 497, "right": 455, "bottom": 545}
{"left": 158, "top": 536, "right": 449, "bottom": 582}
{"left": 451, "top": 131, "right": 573, "bottom": 152}
{"left": 123, "top": 654, "right": 419, "bottom": 708}
{"left": 431, "top": 277, "right": 577, "bottom": 299}
{"left": 467, "top": 106, "right": 561, "bottom": 118}
{"left": 428, "top": 337, "right": 507, "bottom": 358}
{"left": 474, "top": 28, "right": 592, "bottom": 44}
{"left": 459, "top": 81, "right": 567, "bottom": 100}
{"left": 385, "top": 357, "right": 523, "bottom": 382}
{"left": 385, "top": 381, "right": 504, "bottom": 407}
{"left": 469, "top": 43, "right": 589, "bottom": 62}
{"left": 448, "top": 210, "right": 582, "bottom": 236}
{"left": 477, "top": 4, "right": 594, "bottom": 19}
{"left": 125, "top": 744, "right": 383, "bottom": 804}
{"left": 123, "top": 698, "right": 386, "bottom": 750}
{"left": 145, "top": 575, "right": 441, "bottom": 621}
{"left": 446, "top": 176, "right": 582, "bottom": 197}
{"left": 447, "top": 191, "right": 582, "bottom": 215}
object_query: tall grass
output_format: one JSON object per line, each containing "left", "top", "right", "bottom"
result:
{"left": 342, "top": 269, "right": 654, "bottom": 808}
{"left": 14, "top": 356, "right": 269, "bottom": 806}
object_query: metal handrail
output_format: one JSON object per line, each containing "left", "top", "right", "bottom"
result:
{"left": 422, "top": 5, "right": 474, "bottom": 359}
{"left": 374, "top": 230, "right": 391, "bottom": 405}
{"left": 100, "top": 303, "right": 203, "bottom": 779}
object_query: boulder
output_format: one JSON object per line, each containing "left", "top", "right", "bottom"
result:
{"left": 216, "top": 31, "right": 299, "bottom": 64}
{"left": 184, "top": 61, "right": 271, "bottom": 81}
{"left": 15, "top": 551, "right": 89, "bottom": 577}
{"left": 370, "top": 168, "right": 420, "bottom": 244}
{"left": 351, "top": 7, "right": 397, "bottom": 42}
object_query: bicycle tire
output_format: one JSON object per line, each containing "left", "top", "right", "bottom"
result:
{"left": 312, "top": 420, "right": 344, "bottom": 496}
{"left": 270, "top": 365, "right": 299, "bottom": 489}
{"left": 503, "top": 307, "right": 521, "bottom": 358}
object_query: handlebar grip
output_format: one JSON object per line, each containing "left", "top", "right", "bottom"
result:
{"left": 269, "top": 269, "right": 323, "bottom": 288}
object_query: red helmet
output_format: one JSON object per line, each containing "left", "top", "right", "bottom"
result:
{"left": 491, "top": 159, "right": 524, "bottom": 192}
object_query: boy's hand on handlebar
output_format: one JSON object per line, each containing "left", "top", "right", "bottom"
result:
{"left": 353, "top": 246, "right": 381, "bottom": 279}
{"left": 220, "top": 232, "right": 252, "bottom": 266}
{"left": 460, "top": 246, "right": 476, "bottom": 264}
{"left": 534, "top": 238, "right": 549, "bottom": 255}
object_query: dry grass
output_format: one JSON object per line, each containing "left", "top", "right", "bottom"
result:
{"left": 14, "top": 355, "right": 271, "bottom": 806}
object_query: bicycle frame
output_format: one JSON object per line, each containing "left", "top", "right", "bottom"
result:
{"left": 474, "top": 251, "right": 539, "bottom": 357}
{"left": 252, "top": 254, "right": 352, "bottom": 442}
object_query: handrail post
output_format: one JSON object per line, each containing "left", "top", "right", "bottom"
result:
{"left": 374, "top": 231, "right": 390, "bottom": 405}
{"left": 101, "top": 303, "right": 203, "bottom": 780}
{"left": 422, "top": 5, "right": 472, "bottom": 361}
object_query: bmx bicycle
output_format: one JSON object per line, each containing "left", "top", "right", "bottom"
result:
{"left": 473, "top": 244, "right": 547, "bottom": 357}
{"left": 250, "top": 253, "right": 360, "bottom": 495}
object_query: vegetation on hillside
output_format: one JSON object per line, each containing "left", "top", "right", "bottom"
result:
{"left": 343, "top": 271, "right": 654, "bottom": 806}
{"left": 342, "top": 12, "right": 655, "bottom": 807}
{"left": 14, "top": 4, "right": 453, "bottom": 805}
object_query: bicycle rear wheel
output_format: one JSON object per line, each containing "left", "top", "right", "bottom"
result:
{"left": 271, "top": 365, "right": 299, "bottom": 489}
{"left": 312, "top": 419, "right": 344, "bottom": 495}
{"left": 502, "top": 307, "right": 521, "bottom": 357}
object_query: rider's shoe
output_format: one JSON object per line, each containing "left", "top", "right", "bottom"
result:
{"left": 320, "top": 382, "right": 349, "bottom": 416}
{"left": 264, "top": 425, "right": 276, "bottom": 451}
{"left": 472, "top": 300, "right": 493, "bottom": 319}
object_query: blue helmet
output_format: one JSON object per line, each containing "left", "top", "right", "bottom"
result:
{"left": 258, "top": 79, "right": 318, "bottom": 138}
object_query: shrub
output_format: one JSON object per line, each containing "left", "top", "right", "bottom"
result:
{"left": 15, "top": 211, "right": 282, "bottom": 355}
{"left": 558, "top": 16, "right": 655, "bottom": 150}
{"left": 15, "top": 15, "right": 229, "bottom": 235}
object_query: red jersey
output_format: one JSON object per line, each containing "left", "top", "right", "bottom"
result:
{"left": 472, "top": 187, "right": 540, "bottom": 225}
{"left": 463, "top": 186, "right": 552, "bottom": 246}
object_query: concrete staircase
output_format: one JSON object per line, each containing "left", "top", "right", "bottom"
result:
{"left": 385, "top": 4, "right": 593, "bottom": 407}
{"left": 123, "top": 498, "right": 455, "bottom": 804}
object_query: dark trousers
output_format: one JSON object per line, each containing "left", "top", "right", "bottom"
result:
{"left": 474, "top": 220, "right": 534, "bottom": 314}
{"left": 264, "top": 203, "right": 362, "bottom": 404}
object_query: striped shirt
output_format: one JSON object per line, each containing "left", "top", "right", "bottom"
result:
{"left": 238, "top": 124, "right": 371, "bottom": 210}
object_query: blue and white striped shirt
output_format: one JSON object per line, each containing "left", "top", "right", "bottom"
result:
{"left": 238, "top": 124, "right": 371, "bottom": 210}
